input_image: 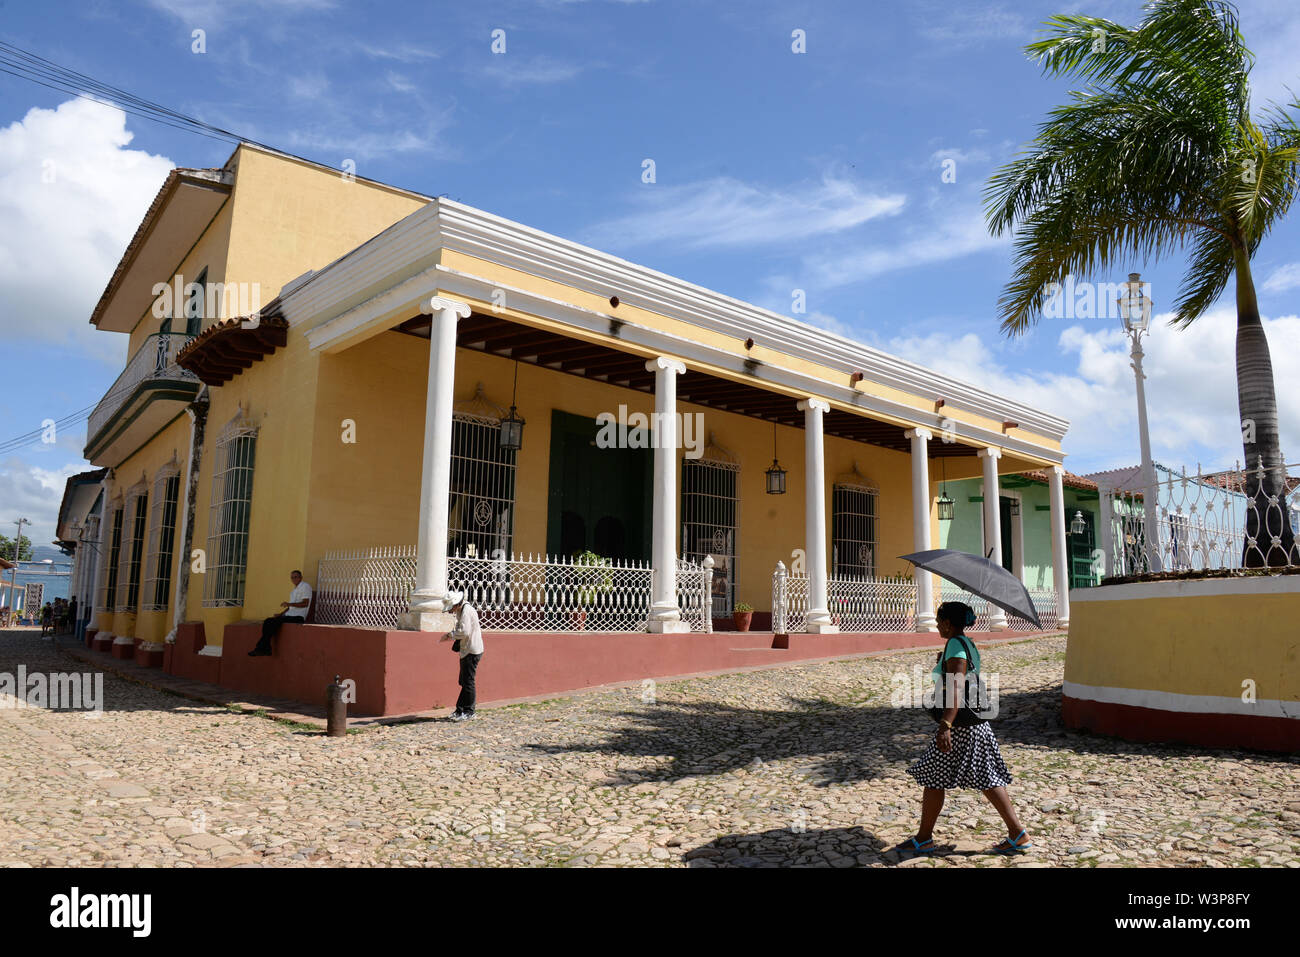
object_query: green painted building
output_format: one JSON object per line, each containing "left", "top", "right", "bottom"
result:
{"left": 935, "top": 469, "right": 1103, "bottom": 591}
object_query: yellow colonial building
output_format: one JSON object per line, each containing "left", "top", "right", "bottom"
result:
{"left": 69, "top": 143, "right": 1073, "bottom": 700}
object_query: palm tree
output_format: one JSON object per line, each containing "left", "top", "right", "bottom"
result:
{"left": 986, "top": 0, "right": 1297, "bottom": 567}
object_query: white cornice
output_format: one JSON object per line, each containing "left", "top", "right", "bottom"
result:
{"left": 279, "top": 198, "right": 1070, "bottom": 447}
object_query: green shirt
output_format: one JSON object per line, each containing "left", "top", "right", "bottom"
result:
{"left": 931, "top": 634, "right": 980, "bottom": 678}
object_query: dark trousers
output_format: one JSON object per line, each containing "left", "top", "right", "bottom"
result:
{"left": 456, "top": 653, "right": 482, "bottom": 713}
{"left": 255, "top": 613, "right": 301, "bottom": 651}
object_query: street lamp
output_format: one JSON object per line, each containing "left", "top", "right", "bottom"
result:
{"left": 765, "top": 421, "right": 787, "bottom": 494}
{"left": 7, "top": 517, "right": 29, "bottom": 626}
{"left": 1117, "top": 272, "right": 1162, "bottom": 573}
{"left": 1070, "top": 510, "right": 1086, "bottom": 536}
{"left": 936, "top": 457, "right": 955, "bottom": 521}
{"left": 498, "top": 360, "right": 525, "bottom": 452}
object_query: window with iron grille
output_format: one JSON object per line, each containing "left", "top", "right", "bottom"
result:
{"left": 203, "top": 421, "right": 258, "bottom": 607}
{"left": 116, "top": 487, "right": 149, "bottom": 611}
{"left": 832, "top": 481, "right": 879, "bottom": 578}
{"left": 682, "top": 455, "right": 738, "bottom": 619}
{"left": 142, "top": 467, "right": 181, "bottom": 611}
{"left": 101, "top": 505, "right": 123, "bottom": 611}
{"left": 448, "top": 410, "right": 517, "bottom": 559}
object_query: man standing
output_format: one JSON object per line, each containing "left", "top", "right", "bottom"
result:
{"left": 248, "top": 570, "right": 312, "bottom": 657}
{"left": 439, "top": 590, "right": 483, "bottom": 720}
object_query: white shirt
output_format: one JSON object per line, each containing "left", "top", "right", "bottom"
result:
{"left": 453, "top": 603, "right": 484, "bottom": 657}
{"left": 286, "top": 581, "right": 312, "bottom": 619}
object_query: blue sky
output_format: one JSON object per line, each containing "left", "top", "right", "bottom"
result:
{"left": 3, "top": 0, "right": 1300, "bottom": 546}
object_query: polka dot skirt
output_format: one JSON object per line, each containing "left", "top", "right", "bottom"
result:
{"left": 907, "top": 721, "right": 1013, "bottom": 790}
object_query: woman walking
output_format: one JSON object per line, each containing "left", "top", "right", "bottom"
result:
{"left": 899, "top": 601, "right": 1030, "bottom": 856}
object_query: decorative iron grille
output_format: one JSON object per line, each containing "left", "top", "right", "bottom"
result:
{"left": 832, "top": 470, "right": 879, "bottom": 578}
{"left": 682, "top": 444, "right": 738, "bottom": 619}
{"left": 449, "top": 387, "right": 517, "bottom": 560}
{"left": 203, "top": 417, "right": 258, "bottom": 607}
{"left": 142, "top": 466, "right": 181, "bottom": 611}
{"left": 116, "top": 484, "right": 148, "bottom": 612}
{"left": 100, "top": 504, "right": 123, "bottom": 613}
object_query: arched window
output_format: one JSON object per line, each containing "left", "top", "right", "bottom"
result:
{"left": 142, "top": 461, "right": 182, "bottom": 611}
{"left": 203, "top": 409, "right": 258, "bottom": 607}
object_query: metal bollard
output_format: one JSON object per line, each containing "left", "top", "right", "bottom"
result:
{"left": 326, "top": 674, "right": 347, "bottom": 737}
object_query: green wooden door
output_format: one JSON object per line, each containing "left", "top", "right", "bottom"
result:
{"left": 546, "top": 410, "right": 652, "bottom": 561}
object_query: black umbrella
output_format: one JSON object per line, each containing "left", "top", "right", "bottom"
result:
{"left": 899, "top": 548, "right": 1043, "bottom": 629}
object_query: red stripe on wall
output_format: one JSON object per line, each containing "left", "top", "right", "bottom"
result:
{"left": 1062, "top": 695, "right": 1300, "bottom": 753}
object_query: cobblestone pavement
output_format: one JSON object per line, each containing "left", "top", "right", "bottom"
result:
{"left": 1, "top": 629, "right": 1297, "bottom": 867}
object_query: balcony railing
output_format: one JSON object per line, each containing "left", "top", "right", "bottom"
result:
{"left": 87, "top": 333, "right": 198, "bottom": 443}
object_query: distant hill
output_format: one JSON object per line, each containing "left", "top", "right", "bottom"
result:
{"left": 31, "top": 544, "right": 68, "bottom": 562}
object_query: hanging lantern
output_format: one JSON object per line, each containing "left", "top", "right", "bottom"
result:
{"left": 1009, "top": 498, "right": 1021, "bottom": 516}
{"left": 765, "top": 421, "right": 786, "bottom": 494}
{"left": 1070, "top": 510, "right": 1086, "bottom": 535}
{"left": 499, "top": 360, "right": 525, "bottom": 451}
{"left": 937, "top": 456, "right": 954, "bottom": 521}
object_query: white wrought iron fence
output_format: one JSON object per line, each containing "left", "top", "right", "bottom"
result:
{"left": 1107, "top": 460, "right": 1299, "bottom": 575}
{"left": 315, "top": 546, "right": 713, "bottom": 632}
{"left": 937, "top": 581, "right": 1059, "bottom": 632}
{"left": 772, "top": 562, "right": 919, "bottom": 633}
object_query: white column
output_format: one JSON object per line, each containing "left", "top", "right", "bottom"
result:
{"left": 979, "top": 447, "right": 1009, "bottom": 630}
{"left": 646, "top": 356, "right": 689, "bottom": 633}
{"left": 1096, "top": 479, "right": 1115, "bottom": 581}
{"left": 1048, "top": 465, "right": 1072, "bottom": 629}
{"left": 905, "top": 428, "right": 938, "bottom": 633}
{"left": 798, "top": 398, "right": 837, "bottom": 634}
{"left": 405, "top": 295, "right": 471, "bottom": 631}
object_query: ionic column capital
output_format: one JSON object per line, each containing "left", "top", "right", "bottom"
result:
{"left": 797, "top": 397, "right": 830, "bottom": 415}
{"left": 421, "top": 296, "right": 472, "bottom": 319}
{"left": 1049, "top": 464, "right": 1065, "bottom": 477}
{"left": 978, "top": 446, "right": 1003, "bottom": 460}
{"left": 645, "top": 356, "right": 686, "bottom": 375}
{"left": 904, "top": 427, "right": 933, "bottom": 442}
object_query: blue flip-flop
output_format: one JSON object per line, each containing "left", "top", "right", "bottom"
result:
{"left": 895, "top": 837, "right": 937, "bottom": 856}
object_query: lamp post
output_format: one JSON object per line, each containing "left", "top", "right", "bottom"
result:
{"left": 8, "top": 518, "right": 29, "bottom": 626}
{"left": 1117, "top": 273, "right": 1162, "bottom": 573}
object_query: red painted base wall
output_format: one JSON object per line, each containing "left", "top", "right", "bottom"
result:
{"left": 1063, "top": 695, "right": 1300, "bottom": 753}
{"left": 158, "top": 622, "right": 1035, "bottom": 717}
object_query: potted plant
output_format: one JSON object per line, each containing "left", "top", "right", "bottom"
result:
{"left": 572, "top": 550, "right": 613, "bottom": 630}
{"left": 732, "top": 601, "right": 753, "bottom": 632}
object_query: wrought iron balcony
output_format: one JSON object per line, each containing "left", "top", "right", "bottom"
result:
{"left": 85, "top": 333, "right": 200, "bottom": 467}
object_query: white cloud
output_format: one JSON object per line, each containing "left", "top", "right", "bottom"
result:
{"left": 1262, "top": 261, "right": 1300, "bottom": 294}
{"left": 887, "top": 308, "right": 1300, "bottom": 474}
{"left": 0, "top": 99, "right": 174, "bottom": 360}
{"left": 0, "top": 457, "right": 86, "bottom": 549}
{"left": 585, "top": 175, "right": 905, "bottom": 251}
{"left": 800, "top": 204, "right": 1003, "bottom": 288}
{"left": 480, "top": 55, "right": 584, "bottom": 87}
{"left": 913, "top": 2, "right": 1030, "bottom": 48}
{"left": 144, "top": 0, "right": 335, "bottom": 26}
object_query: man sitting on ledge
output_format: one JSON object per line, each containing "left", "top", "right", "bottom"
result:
{"left": 248, "top": 570, "right": 312, "bottom": 657}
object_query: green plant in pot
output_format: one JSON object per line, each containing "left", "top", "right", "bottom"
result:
{"left": 572, "top": 550, "right": 613, "bottom": 629}
{"left": 732, "top": 601, "right": 753, "bottom": 632}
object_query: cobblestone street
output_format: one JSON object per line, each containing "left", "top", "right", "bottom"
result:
{"left": 1, "top": 629, "right": 1297, "bottom": 868}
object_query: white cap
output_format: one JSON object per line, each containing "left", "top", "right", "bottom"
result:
{"left": 446, "top": 590, "right": 465, "bottom": 607}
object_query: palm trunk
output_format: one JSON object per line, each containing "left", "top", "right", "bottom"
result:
{"left": 1233, "top": 249, "right": 1295, "bottom": 567}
